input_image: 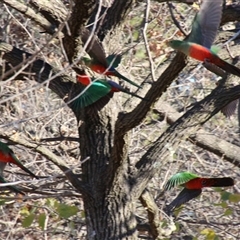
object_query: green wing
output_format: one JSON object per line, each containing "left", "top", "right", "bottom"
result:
{"left": 0, "top": 141, "right": 12, "bottom": 154}
{"left": 164, "top": 172, "right": 198, "bottom": 191}
{"left": 73, "top": 80, "right": 111, "bottom": 109}
{"left": 187, "top": 0, "right": 222, "bottom": 48}
{"left": 106, "top": 54, "right": 122, "bottom": 68}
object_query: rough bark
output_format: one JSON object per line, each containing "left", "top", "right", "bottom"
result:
{"left": 0, "top": 41, "right": 78, "bottom": 102}
{"left": 1, "top": 0, "right": 54, "bottom": 33}
{"left": 62, "top": 0, "right": 96, "bottom": 61}
{"left": 88, "top": 0, "right": 135, "bottom": 41}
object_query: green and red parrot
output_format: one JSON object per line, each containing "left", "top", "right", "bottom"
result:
{"left": 164, "top": 171, "right": 234, "bottom": 215}
{"left": 0, "top": 141, "right": 38, "bottom": 179}
{"left": 74, "top": 75, "right": 145, "bottom": 109}
{"left": 168, "top": 0, "right": 240, "bottom": 77}
{"left": 81, "top": 56, "right": 142, "bottom": 88}
{"left": 80, "top": 29, "right": 141, "bottom": 88}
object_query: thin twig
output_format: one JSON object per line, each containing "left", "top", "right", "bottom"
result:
{"left": 142, "top": 0, "right": 156, "bottom": 81}
{"left": 167, "top": 1, "right": 187, "bottom": 37}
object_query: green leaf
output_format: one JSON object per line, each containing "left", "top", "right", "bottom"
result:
{"left": 223, "top": 208, "right": 233, "bottom": 216}
{"left": 80, "top": 210, "right": 85, "bottom": 219}
{"left": 68, "top": 221, "right": 75, "bottom": 230}
{"left": 214, "top": 187, "right": 222, "bottom": 192}
{"left": 229, "top": 194, "right": 240, "bottom": 203}
{"left": 175, "top": 222, "right": 181, "bottom": 231}
{"left": 22, "top": 214, "right": 35, "bottom": 228}
{"left": 173, "top": 205, "right": 183, "bottom": 217}
{"left": 56, "top": 203, "right": 78, "bottom": 219}
{"left": 135, "top": 49, "right": 145, "bottom": 59}
{"left": 221, "top": 191, "right": 231, "bottom": 201}
{"left": 201, "top": 228, "right": 216, "bottom": 240}
{"left": 46, "top": 198, "right": 58, "bottom": 208}
{"left": 160, "top": 220, "right": 168, "bottom": 228}
{"left": 214, "top": 201, "right": 227, "bottom": 208}
{"left": 20, "top": 206, "right": 30, "bottom": 216}
{"left": 38, "top": 213, "right": 46, "bottom": 230}
{"left": 0, "top": 200, "right": 6, "bottom": 205}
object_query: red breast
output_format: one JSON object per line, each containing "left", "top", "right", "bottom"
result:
{"left": 189, "top": 44, "right": 214, "bottom": 62}
{"left": 77, "top": 75, "right": 91, "bottom": 85}
{"left": 0, "top": 152, "right": 14, "bottom": 164}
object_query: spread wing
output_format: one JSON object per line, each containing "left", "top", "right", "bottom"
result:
{"left": 106, "top": 54, "right": 122, "bottom": 68}
{"left": 81, "top": 28, "right": 108, "bottom": 66}
{"left": 187, "top": 0, "right": 222, "bottom": 48}
{"left": 164, "top": 172, "right": 198, "bottom": 191}
{"left": 73, "top": 81, "right": 111, "bottom": 109}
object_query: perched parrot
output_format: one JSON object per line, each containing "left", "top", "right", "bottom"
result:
{"left": 168, "top": 0, "right": 240, "bottom": 77}
{"left": 164, "top": 171, "right": 234, "bottom": 215}
{"left": 74, "top": 75, "right": 145, "bottom": 109}
{"left": 0, "top": 141, "right": 38, "bottom": 179}
{"left": 81, "top": 29, "right": 141, "bottom": 88}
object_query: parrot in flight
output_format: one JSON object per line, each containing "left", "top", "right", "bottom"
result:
{"left": 81, "top": 56, "right": 142, "bottom": 89}
{"left": 74, "top": 75, "right": 146, "bottom": 110}
{"left": 0, "top": 141, "right": 38, "bottom": 179}
{"left": 81, "top": 29, "right": 141, "bottom": 88}
{"left": 0, "top": 162, "right": 24, "bottom": 195}
{"left": 168, "top": 0, "right": 240, "bottom": 77}
{"left": 164, "top": 171, "right": 234, "bottom": 215}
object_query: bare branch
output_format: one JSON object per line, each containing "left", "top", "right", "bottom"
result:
{"left": 0, "top": 133, "right": 90, "bottom": 195}
{"left": 154, "top": 102, "right": 240, "bottom": 167}
{"left": 0, "top": 41, "right": 81, "bottom": 107}
{"left": 116, "top": 52, "right": 187, "bottom": 135}
{"left": 1, "top": 0, "right": 55, "bottom": 33}
{"left": 133, "top": 84, "right": 240, "bottom": 197}
{"left": 139, "top": 189, "right": 161, "bottom": 238}
{"left": 29, "top": 0, "right": 67, "bottom": 27}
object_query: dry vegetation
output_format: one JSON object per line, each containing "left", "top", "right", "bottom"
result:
{"left": 0, "top": 0, "right": 239, "bottom": 239}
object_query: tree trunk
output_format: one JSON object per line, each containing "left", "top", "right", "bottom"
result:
{"left": 83, "top": 190, "right": 138, "bottom": 239}
{"left": 77, "top": 100, "right": 139, "bottom": 239}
